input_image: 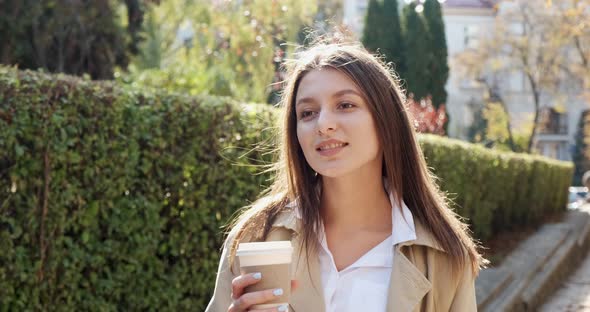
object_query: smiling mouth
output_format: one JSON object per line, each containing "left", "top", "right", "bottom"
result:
{"left": 316, "top": 143, "right": 349, "bottom": 151}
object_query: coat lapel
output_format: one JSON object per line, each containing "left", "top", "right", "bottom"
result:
{"left": 271, "top": 210, "right": 325, "bottom": 312}
{"left": 386, "top": 220, "right": 443, "bottom": 311}
{"left": 386, "top": 247, "right": 432, "bottom": 312}
{"left": 289, "top": 234, "right": 325, "bottom": 312}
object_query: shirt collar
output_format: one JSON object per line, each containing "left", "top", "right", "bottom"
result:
{"left": 390, "top": 193, "right": 417, "bottom": 246}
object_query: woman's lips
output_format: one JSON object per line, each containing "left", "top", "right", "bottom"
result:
{"left": 316, "top": 143, "right": 348, "bottom": 156}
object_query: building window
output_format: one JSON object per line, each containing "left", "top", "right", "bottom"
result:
{"left": 538, "top": 107, "right": 568, "bottom": 135}
{"left": 464, "top": 25, "right": 479, "bottom": 49}
{"left": 507, "top": 71, "right": 527, "bottom": 93}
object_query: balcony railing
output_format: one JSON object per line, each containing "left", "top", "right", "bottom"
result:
{"left": 537, "top": 108, "right": 568, "bottom": 135}
{"left": 538, "top": 123, "right": 568, "bottom": 135}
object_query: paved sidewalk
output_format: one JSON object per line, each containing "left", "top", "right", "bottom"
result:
{"left": 539, "top": 249, "right": 590, "bottom": 311}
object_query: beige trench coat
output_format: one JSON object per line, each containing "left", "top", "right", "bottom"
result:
{"left": 205, "top": 208, "right": 477, "bottom": 312}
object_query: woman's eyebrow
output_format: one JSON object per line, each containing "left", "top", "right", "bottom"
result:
{"left": 296, "top": 89, "right": 362, "bottom": 107}
{"left": 332, "top": 89, "right": 362, "bottom": 98}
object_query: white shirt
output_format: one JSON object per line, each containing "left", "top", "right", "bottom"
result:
{"left": 293, "top": 190, "right": 416, "bottom": 312}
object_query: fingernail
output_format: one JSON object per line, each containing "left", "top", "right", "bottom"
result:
{"left": 252, "top": 272, "right": 262, "bottom": 280}
{"left": 273, "top": 288, "right": 284, "bottom": 296}
{"left": 278, "top": 304, "right": 288, "bottom": 311}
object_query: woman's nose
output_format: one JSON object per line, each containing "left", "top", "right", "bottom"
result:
{"left": 317, "top": 109, "right": 337, "bottom": 135}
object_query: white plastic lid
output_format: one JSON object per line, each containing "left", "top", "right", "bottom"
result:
{"left": 237, "top": 241, "right": 293, "bottom": 256}
{"left": 237, "top": 241, "right": 293, "bottom": 266}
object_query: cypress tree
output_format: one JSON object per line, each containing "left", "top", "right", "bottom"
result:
{"left": 381, "top": 0, "right": 405, "bottom": 77}
{"left": 362, "top": 0, "right": 383, "bottom": 53}
{"left": 423, "top": 0, "right": 449, "bottom": 108}
{"left": 402, "top": 2, "right": 431, "bottom": 101}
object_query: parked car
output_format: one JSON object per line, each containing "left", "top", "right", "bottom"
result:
{"left": 568, "top": 186, "right": 588, "bottom": 209}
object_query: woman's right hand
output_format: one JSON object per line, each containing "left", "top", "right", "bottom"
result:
{"left": 228, "top": 272, "right": 290, "bottom": 312}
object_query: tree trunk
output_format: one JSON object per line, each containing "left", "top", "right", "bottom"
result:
{"left": 574, "top": 36, "right": 588, "bottom": 68}
{"left": 485, "top": 81, "right": 518, "bottom": 152}
{"left": 503, "top": 104, "right": 518, "bottom": 152}
{"left": 526, "top": 75, "right": 541, "bottom": 153}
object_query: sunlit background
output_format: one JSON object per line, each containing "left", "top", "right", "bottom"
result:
{"left": 1, "top": 0, "right": 588, "bottom": 167}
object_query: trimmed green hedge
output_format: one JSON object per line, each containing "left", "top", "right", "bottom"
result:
{"left": 420, "top": 135, "right": 572, "bottom": 239}
{"left": 0, "top": 67, "right": 275, "bottom": 310}
{"left": 0, "top": 67, "right": 572, "bottom": 310}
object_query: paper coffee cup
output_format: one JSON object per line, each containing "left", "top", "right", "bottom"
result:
{"left": 237, "top": 241, "right": 293, "bottom": 309}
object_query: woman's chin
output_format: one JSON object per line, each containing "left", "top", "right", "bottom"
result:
{"left": 314, "top": 167, "right": 351, "bottom": 178}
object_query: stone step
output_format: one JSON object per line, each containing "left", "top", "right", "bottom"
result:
{"left": 477, "top": 221, "right": 575, "bottom": 311}
{"left": 475, "top": 268, "right": 513, "bottom": 309}
{"left": 476, "top": 205, "right": 590, "bottom": 311}
{"left": 500, "top": 224, "right": 570, "bottom": 280}
{"left": 519, "top": 211, "right": 590, "bottom": 309}
{"left": 521, "top": 232, "right": 578, "bottom": 310}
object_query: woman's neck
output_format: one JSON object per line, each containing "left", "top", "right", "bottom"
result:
{"left": 320, "top": 172, "right": 392, "bottom": 233}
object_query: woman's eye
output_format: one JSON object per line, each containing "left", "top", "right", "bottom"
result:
{"left": 299, "top": 111, "right": 315, "bottom": 119}
{"left": 339, "top": 102, "right": 355, "bottom": 109}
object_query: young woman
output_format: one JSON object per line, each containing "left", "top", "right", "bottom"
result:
{"left": 206, "top": 43, "right": 486, "bottom": 312}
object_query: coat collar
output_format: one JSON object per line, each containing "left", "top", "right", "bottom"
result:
{"left": 272, "top": 207, "right": 446, "bottom": 253}
{"left": 272, "top": 208, "right": 441, "bottom": 312}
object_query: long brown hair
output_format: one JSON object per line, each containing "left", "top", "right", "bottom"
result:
{"left": 227, "top": 43, "right": 485, "bottom": 275}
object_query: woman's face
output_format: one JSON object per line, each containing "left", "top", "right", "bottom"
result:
{"left": 295, "top": 68, "right": 382, "bottom": 178}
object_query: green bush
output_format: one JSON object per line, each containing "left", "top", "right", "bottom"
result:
{"left": 420, "top": 134, "right": 573, "bottom": 239}
{"left": 0, "top": 67, "right": 573, "bottom": 310}
{"left": 0, "top": 66, "right": 275, "bottom": 310}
